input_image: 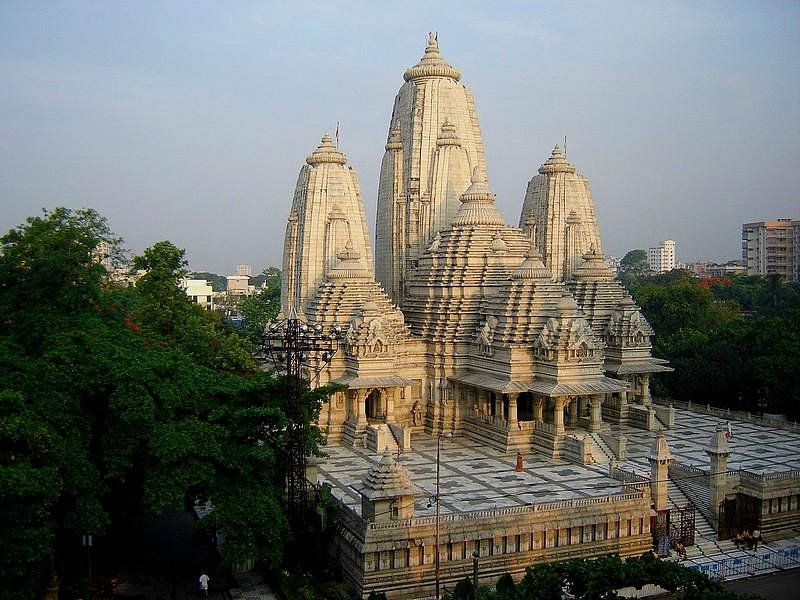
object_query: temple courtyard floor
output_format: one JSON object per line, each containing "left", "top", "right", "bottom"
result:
{"left": 318, "top": 407, "right": 800, "bottom": 518}
{"left": 316, "top": 405, "right": 800, "bottom": 587}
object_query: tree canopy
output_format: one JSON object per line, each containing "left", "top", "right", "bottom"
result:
{"left": 634, "top": 272, "right": 800, "bottom": 417}
{"left": 618, "top": 249, "right": 652, "bottom": 290}
{"left": 0, "top": 209, "right": 321, "bottom": 599}
{"left": 446, "top": 553, "right": 758, "bottom": 600}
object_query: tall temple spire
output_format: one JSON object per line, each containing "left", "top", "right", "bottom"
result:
{"left": 375, "top": 36, "right": 487, "bottom": 306}
{"left": 519, "top": 145, "right": 602, "bottom": 282}
{"left": 281, "top": 134, "right": 373, "bottom": 316}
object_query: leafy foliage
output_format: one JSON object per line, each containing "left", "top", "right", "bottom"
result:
{"left": 0, "top": 209, "right": 326, "bottom": 599}
{"left": 238, "top": 267, "right": 281, "bottom": 343}
{"left": 634, "top": 272, "right": 800, "bottom": 418}
{"left": 448, "top": 553, "right": 757, "bottom": 600}
{"left": 618, "top": 249, "right": 652, "bottom": 290}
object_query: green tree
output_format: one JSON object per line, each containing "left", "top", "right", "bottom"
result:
{"left": 238, "top": 267, "right": 281, "bottom": 343}
{"left": 618, "top": 249, "right": 651, "bottom": 290}
{"left": 0, "top": 209, "right": 328, "bottom": 599}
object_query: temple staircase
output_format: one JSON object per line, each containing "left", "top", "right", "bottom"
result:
{"left": 588, "top": 433, "right": 616, "bottom": 464}
{"left": 665, "top": 477, "right": 743, "bottom": 561}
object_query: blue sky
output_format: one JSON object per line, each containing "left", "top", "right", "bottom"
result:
{"left": 1, "top": 1, "right": 798, "bottom": 273}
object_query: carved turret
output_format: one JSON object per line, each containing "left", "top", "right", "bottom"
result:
{"left": 520, "top": 145, "right": 602, "bottom": 282}
{"left": 648, "top": 430, "right": 673, "bottom": 511}
{"left": 281, "top": 134, "right": 373, "bottom": 316}
{"left": 706, "top": 424, "right": 731, "bottom": 529}
{"left": 358, "top": 448, "right": 417, "bottom": 522}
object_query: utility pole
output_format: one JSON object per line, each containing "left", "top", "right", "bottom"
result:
{"left": 262, "top": 308, "right": 339, "bottom": 518}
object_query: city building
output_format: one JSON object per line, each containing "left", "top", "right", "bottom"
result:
{"left": 226, "top": 274, "right": 254, "bottom": 296}
{"left": 272, "top": 37, "right": 800, "bottom": 598}
{"left": 647, "top": 240, "right": 676, "bottom": 274}
{"left": 181, "top": 278, "right": 214, "bottom": 310}
{"left": 742, "top": 219, "right": 799, "bottom": 281}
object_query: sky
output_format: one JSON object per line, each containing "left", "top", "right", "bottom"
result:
{"left": 1, "top": 1, "right": 798, "bottom": 274}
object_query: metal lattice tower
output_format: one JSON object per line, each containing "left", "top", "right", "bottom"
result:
{"left": 262, "top": 309, "right": 339, "bottom": 516}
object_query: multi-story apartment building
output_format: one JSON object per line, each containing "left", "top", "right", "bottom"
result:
{"left": 742, "top": 219, "right": 798, "bottom": 281}
{"left": 647, "top": 240, "right": 676, "bottom": 273}
{"left": 180, "top": 278, "right": 214, "bottom": 310}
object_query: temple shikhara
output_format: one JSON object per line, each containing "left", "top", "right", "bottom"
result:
{"left": 275, "top": 35, "right": 800, "bottom": 599}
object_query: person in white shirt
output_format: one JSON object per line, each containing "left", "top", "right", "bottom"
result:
{"left": 199, "top": 573, "right": 210, "bottom": 597}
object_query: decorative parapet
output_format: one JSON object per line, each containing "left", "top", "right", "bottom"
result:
{"left": 653, "top": 397, "right": 800, "bottom": 434}
{"left": 740, "top": 469, "right": 800, "bottom": 482}
{"left": 364, "top": 489, "right": 646, "bottom": 531}
{"left": 609, "top": 465, "right": 650, "bottom": 493}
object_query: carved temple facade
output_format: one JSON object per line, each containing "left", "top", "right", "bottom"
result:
{"left": 275, "top": 35, "right": 675, "bottom": 598}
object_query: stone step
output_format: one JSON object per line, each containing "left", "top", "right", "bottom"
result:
{"left": 667, "top": 479, "right": 716, "bottom": 541}
{"left": 588, "top": 433, "right": 615, "bottom": 463}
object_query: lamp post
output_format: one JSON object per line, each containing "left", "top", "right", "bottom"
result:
{"left": 435, "top": 432, "right": 452, "bottom": 600}
{"left": 472, "top": 549, "right": 479, "bottom": 592}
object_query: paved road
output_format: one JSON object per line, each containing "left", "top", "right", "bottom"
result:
{"left": 725, "top": 569, "right": 800, "bottom": 599}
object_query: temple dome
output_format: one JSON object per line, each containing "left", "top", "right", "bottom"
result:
{"left": 360, "top": 448, "right": 416, "bottom": 501}
{"left": 573, "top": 245, "right": 614, "bottom": 282}
{"left": 451, "top": 166, "right": 506, "bottom": 227}
{"left": 538, "top": 145, "right": 576, "bottom": 175}
{"left": 403, "top": 33, "right": 461, "bottom": 82}
{"left": 329, "top": 240, "right": 370, "bottom": 280}
{"left": 307, "top": 133, "right": 347, "bottom": 166}
{"left": 436, "top": 119, "right": 461, "bottom": 146}
{"left": 513, "top": 243, "right": 552, "bottom": 280}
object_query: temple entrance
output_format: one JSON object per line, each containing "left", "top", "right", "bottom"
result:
{"left": 518, "top": 393, "right": 534, "bottom": 421}
{"left": 365, "top": 389, "right": 382, "bottom": 421}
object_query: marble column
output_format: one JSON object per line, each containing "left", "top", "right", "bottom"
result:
{"left": 641, "top": 374, "right": 651, "bottom": 405}
{"left": 568, "top": 397, "right": 578, "bottom": 426}
{"left": 385, "top": 388, "right": 395, "bottom": 422}
{"left": 507, "top": 393, "right": 518, "bottom": 426}
{"left": 354, "top": 390, "right": 368, "bottom": 426}
{"left": 496, "top": 394, "right": 505, "bottom": 420}
{"left": 553, "top": 397, "right": 566, "bottom": 434}
{"left": 589, "top": 394, "right": 604, "bottom": 432}
{"left": 534, "top": 397, "right": 544, "bottom": 422}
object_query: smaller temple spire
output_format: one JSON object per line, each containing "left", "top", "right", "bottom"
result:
{"left": 385, "top": 124, "right": 403, "bottom": 151}
{"left": 436, "top": 119, "right": 461, "bottom": 146}
{"left": 329, "top": 240, "right": 370, "bottom": 280}
{"left": 513, "top": 241, "right": 552, "bottom": 280}
{"left": 573, "top": 244, "right": 614, "bottom": 282}
{"left": 538, "top": 144, "right": 577, "bottom": 175}
{"left": 307, "top": 133, "right": 347, "bottom": 166}
{"left": 451, "top": 166, "right": 506, "bottom": 227}
{"left": 403, "top": 34, "right": 461, "bottom": 82}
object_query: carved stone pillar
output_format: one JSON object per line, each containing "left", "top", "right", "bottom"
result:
{"left": 385, "top": 388, "right": 395, "bottom": 422}
{"left": 553, "top": 397, "right": 566, "bottom": 434}
{"left": 357, "top": 390, "right": 368, "bottom": 426}
{"left": 641, "top": 374, "right": 651, "bottom": 405}
{"left": 589, "top": 394, "right": 604, "bottom": 432}
{"left": 534, "top": 397, "right": 544, "bottom": 422}
{"left": 507, "top": 393, "right": 518, "bottom": 426}
{"left": 496, "top": 394, "right": 505, "bottom": 420}
{"left": 568, "top": 397, "right": 578, "bottom": 426}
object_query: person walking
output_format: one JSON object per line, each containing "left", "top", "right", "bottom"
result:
{"left": 199, "top": 572, "right": 210, "bottom": 598}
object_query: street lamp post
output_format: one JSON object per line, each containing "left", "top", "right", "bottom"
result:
{"left": 435, "top": 432, "right": 452, "bottom": 600}
{"left": 472, "top": 549, "right": 479, "bottom": 592}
